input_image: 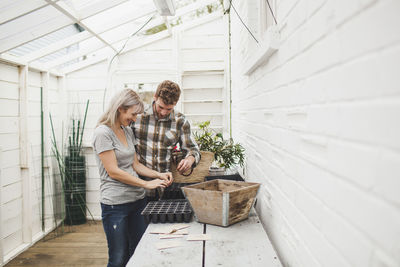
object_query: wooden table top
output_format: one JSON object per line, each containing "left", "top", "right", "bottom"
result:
{"left": 127, "top": 209, "right": 282, "bottom": 267}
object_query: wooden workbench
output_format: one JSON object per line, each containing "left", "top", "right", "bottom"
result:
{"left": 127, "top": 210, "right": 282, "bottom": 267}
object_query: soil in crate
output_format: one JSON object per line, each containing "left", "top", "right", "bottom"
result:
{"left": 161, "top": 182, "right": 196, "bottom": 200}
{"left": 205, "top": 174, "right": 244, "bottom": 182}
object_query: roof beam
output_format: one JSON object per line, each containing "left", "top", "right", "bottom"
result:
{"left": 0, "top": 0, "right": 51, "bottom": 25}
{"left": 21, "top": 7, "right": 156, "bottom": 62}
{"left": 44, "top": 0, "right": 118, "bottom": 53}
{"left": 61, "top": 9, "right": 223, "bottom": 74}
{"left": 61, "top": 30, "right": 171, "bottom": 74}
{"left": 0, "top": 0, "right": 128, "bottom": 53}
{"left": 45, "top": 0, "right": 219, "bottom": 69}
{"left": 20, "top": 30, "right": 92, "bottom": 62}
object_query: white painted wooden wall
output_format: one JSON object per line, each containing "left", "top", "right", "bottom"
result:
{"left": 0, "top": 62, "right": 65, "bottom": 265}
{"left": 65, "top": 15, "right": 227, "bottom": 219}
{"left": 230, "top": 0, "right": 400, "bottom": 267}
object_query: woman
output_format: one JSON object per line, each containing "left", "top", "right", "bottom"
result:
{"left": 92, "top": 89, "right": 173, "bottom": 267}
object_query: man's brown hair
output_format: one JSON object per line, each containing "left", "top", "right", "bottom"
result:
{"left": 155, "top": 80, "right": 181, "bottom": 105}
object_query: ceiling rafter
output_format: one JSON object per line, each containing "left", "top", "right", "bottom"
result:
{"left": 61, "top": 30, "right": 171, "bottom": 74}
{"left": 0, "top": 0, "right": 56, "bottom": 25}
{"left": 21, "top": 7, "right": 156, "bottom": 63}
{"left": 44, "top": 0, "right": 118, "bottom": 53}
{"left": 61, "top": 11, "right": 222, "bottom": 74}
{"left": 0, "top": 0, "right": 129, "bottom": 53}
{"left": 46, "top": 0, "right": 218, "bottom": 70}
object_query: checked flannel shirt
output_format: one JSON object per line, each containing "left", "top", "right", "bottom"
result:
{"left": 131, "top": 102, "right": 200, "bottom": 173}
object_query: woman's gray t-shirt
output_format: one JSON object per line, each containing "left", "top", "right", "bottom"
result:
{"left": 92, "top": 125, "right": 145, "bottom": 205}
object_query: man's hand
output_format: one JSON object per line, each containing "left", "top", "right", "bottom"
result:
{"left": 158, "top": 172, "right": 173, "bottom": 186}
{"left": 177, "top": 155, "right": 195, "bottom": 174}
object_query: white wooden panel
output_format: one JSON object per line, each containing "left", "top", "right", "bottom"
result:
{"left": 85, "top": 151, "right": 97, "bottom": 166}
{"left": 2, "top": 214, "right": 23, "bottom": 239}
{"left": 86, "top": 190, "right": 100, "bottom": 204}
{"left": 118, "top": 50, "right": 173, "bottom": 65}
{"left": 87, "top": 177, "right": 100, "bottom": 191}
{"left": 0, "top": 117, "right": 18, "bottom": 134}
{"left": 86, "top": 203, "right": 100, "bottom": 219}
{"left": 0, "top": 81, "right": 19, "bottom": 99}
{"left": 27, "top": 86, "right": 42, "bottom": 101}
{"left": 182, "top": 48, "right": 224, "bottom": 63}
{"left": 49, "top": 75, "right": 58, "bottom": 89}
{"left": 1, "top": 150, "right": 19, "bottom": 169}
{"left": 87, "top": 166, "right": 100, "bottom": 181}
{"left": 184, "top": 18, "right": 224, "bottom": 36}
{"left": 0, "top": 133, "right": 19, "bottom": 151}
{"left": 186, "top": 114, "right": 223, "bottom": 127}
{"left": 184, "top": 102, "right": 222, "bottom": 114}
{"left": 0, "top": 99, "right": 19, "bottom": 116}
{"left": 2, "top": 227, "right": 22, "bottom": 256}
{"left": 183, "top": 88, "right": 222, "bottom": 101}
{"left": 66, "top": 77, "right": 107, "bottom": 91}
{"left": 182, "top": 73, "right": 224, "bottom": 89}
{"left": 181, "top": 35, "right": 225, "bottom": 49}
{"left": 2, "top": 182, "right": 22, "bottom": 204}
{"left": 0, "top": 166, "right": 21, "bottom": 187}
{"left": 27, "top": 118, "right": 42, "bottom": 133}
{"left": 28, "top": 71, "right": 41, "bottom": 87}
{"left": 1, "top": 198, "right": 22, "bottom": 222}
{"left": 0, "top": 63, "right": 19, "bottom": 83}
{"left": 182, "top": 61, "right": 225, "bottom": 72}
{"left": 27, "top": 101, "right": 41, "bottom": 117}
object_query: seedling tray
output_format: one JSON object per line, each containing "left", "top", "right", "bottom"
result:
{"left": 161, "top": 182, "right": 196, "bottom": 200}
{"left": 141, "top": 200, "right": 193, "bottom": 224}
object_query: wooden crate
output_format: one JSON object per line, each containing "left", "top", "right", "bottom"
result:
{"left": 182, "top": 179, "right": 260, "bottom": 226}
{"left": 171, "top": 151, "right": 214, "bottom": 183}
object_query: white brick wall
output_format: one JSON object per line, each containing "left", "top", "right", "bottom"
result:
{"left": 231, "top": 0, "right": 400, "bottom": 266}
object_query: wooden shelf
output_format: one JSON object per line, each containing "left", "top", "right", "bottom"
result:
{"left": 185, "top": 113, "right": 223, "bottom": 116}
{"left": 183, "top": 99, "right": 223, "bottom": 103}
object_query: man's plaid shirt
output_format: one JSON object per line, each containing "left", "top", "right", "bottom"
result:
{"left": 132, "top": 103, "right": 200, "bottom": 172}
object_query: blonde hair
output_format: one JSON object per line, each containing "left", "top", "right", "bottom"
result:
{"left": 97, "top": 89, "right": 144, "bottom": 127}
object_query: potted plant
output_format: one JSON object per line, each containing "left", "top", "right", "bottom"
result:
{"left": 50, "top": 100, "right": 92, "bottom": 225}
{"left": 194, "top": 121, "right": 245, "bottom": 176}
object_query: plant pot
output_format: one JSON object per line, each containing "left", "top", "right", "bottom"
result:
{"left": 64, "top": 155, "right": 86, "bottom": 225}
{"left": 208, "top": 166, "right": 225, "bottom": 176}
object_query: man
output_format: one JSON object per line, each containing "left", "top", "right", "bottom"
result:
{"left": 132, "top": 80, "right": 201, "bottom": 198}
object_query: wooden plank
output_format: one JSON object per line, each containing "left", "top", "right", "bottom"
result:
{"left": 127, "top": 221, "right": 203, "bottom": 267}
{"left": 205, "top": 210, "right": 283, "bottom": 267}
{"left": 0, "top": 146, "right": 3, "bottom": 264}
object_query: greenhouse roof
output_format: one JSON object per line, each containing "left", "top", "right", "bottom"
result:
{"left": 0, "top": 0, "right": 222, "bottom": 74}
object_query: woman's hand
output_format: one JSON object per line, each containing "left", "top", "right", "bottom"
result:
{"left": 145, "top": 179, "right": 168, "bottom": 189}
{"left": 158, "top": 172, "right": 173, "bottom": 186}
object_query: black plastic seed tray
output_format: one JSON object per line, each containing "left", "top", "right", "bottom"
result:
{"left": 161, "top": 182, "right": 196, "bottom": 200}
{"left": 141, "top": 200, "right": 193, "bottom": 223}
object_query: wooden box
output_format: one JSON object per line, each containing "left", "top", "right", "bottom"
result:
{"left": 182, "top": 179, "right": 260, "bottom": 227}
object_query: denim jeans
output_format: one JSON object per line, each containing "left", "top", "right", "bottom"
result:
{"left": 101, "top": 198, "right": 147, "bottom": 267}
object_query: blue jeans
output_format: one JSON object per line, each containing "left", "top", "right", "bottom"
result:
{"left": 101, "top": 198, "right": 147, "bottom": 267}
